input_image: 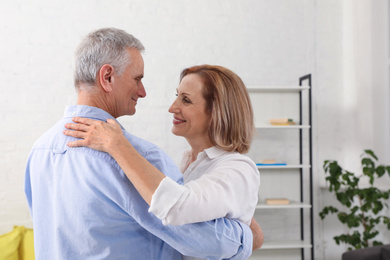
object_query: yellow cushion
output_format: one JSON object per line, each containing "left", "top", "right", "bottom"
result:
{"left": 19, "top": 226, "right": 35, "bottom": 260}
{"left": 0, "top": 226, "right": 23, "bottom": 260}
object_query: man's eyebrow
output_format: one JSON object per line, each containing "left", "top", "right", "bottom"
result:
{"left": 135, "top": 74, "right": 144, "bottom": 79}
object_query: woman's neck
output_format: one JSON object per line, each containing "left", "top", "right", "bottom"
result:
{"left": 187, "top": 138, "right": 214, "bottom": 164}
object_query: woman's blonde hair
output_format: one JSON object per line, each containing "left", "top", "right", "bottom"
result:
{"left": 180, "top": 65, "right": 255, "bottom": 154}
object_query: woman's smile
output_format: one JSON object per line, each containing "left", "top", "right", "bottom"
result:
{"left": 173, "top": 117, "right": 186, "bottom": 124}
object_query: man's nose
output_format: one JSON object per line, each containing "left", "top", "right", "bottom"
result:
{"left": 138, "top": 82, "right": 146, "bottom": 98}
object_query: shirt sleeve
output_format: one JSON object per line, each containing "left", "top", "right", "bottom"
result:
{"left": 131, "top": 147, "right": 254, "bottom": 260}
{"left": 149, "top": 158, "right": 260, "bottom": 226}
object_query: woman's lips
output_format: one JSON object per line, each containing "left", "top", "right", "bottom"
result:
{"left": 173, "top": 117, "right": 186, "bottom": 124}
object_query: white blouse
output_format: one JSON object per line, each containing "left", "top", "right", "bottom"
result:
{"left": 148, "top": 146, "right": 260, "bottom": 226}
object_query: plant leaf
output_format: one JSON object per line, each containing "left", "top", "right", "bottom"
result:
{"left": 376, "top": 166, "right": 385, "bottom": 177}
{"left": 364, "top": 149, "right": 378, "bottom": 160}
{"left": 319, "top": 206, "right": 338, "bottom": 219}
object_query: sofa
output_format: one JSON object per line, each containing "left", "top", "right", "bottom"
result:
{"left": 342, "top": 244, "right": 390, "bottom": 260}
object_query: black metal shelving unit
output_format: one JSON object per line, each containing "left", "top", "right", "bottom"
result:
{"left": 249, "top": 74, "right": 314, "bottom": 260}
{"left": 299, "top": 74, "right": 313, "bottom": 260}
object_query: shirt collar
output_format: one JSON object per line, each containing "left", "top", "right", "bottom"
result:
{"left": 203, "top": 146, "right": 229, "bottom": 159}
{"left": 64, "top": 105, "right": 125, "bottom": 130}
{"left": 182, "top": 146, "right": 228, "bottom": 162}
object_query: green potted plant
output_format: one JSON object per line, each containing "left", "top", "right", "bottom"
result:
{"left": 319, "top": 149, "right": 390, "bottom": 250}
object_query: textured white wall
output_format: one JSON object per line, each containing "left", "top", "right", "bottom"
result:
{"left": 0, "top": 1, "right": 388, "bottom": 260}
{"left": 315, "top": 1, "right": 390, "bottom": 259}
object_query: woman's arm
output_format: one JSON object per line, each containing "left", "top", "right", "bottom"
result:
{"left": 64, "top": 117, "right": 260, "bottom": 227}
{"left": 64, "top": 117, "right": 164, "bottom": 205}
{"left": 150, "top": 159, "right": 259, "bottom": 226}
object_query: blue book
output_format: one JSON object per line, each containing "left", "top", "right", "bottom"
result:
{"left": 256, "top": 163, "right": 287, "bottom": 166}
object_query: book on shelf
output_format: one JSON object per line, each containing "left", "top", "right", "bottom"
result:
{"left": 269, "top": 118, "right": 295, "bottom": 125}
{"left": 265, "top": 198, "right": 290, "bottom": 205}
{"left": 256, "top": 159, "right": 286, "bottom": 166}
{"left": 257, "top": 163, "right": 287, "bottom": 166}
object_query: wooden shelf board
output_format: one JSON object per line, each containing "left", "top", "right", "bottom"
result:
{"left": 260, "top": 240, "right": 312, "bottom": 250}
{"left": 255, "top": 125, "right": 311, "bottom": 129}
{"left": 247, "top": 86, "right": 310, "bottom": 92}
{"left": 257, "top": 164, "right": 311, "bottom": 169}
{"left": 256, "top": 201, "right": 312, "bottom": 209}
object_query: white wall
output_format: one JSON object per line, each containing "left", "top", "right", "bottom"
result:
{"left": 315, "top": 0, "right": 390, "bottom": 259}
{"left": 0, "top": 1, "right": 388, "bottom": 260}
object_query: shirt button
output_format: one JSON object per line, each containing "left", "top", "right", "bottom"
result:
{"left": 72, "top": 112, "right": 76, "bottom": 116}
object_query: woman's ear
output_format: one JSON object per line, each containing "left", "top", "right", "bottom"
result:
{"left": 98, "top": 64, "right": 114, "bottom": 93}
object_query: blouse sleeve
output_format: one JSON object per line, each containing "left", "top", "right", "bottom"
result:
{"left": 148, "top": 157, "right": 260, "bottom": 226}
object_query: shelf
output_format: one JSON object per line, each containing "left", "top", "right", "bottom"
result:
{"left": 255, "top": 125, "right": 311, "bottom": 129}
{"left": 257, "top": 164, "right": 311, "bottom": 169}
{"left": 249, "top": 74, "right": 313, "bottom": 259}
{"left": 260, "top": 240, "right": 312, "bottom": 250}
{"left": 256, "top": 201, "right": 312, "bottom": 209}
{"left": 247, "top": 86, "right": 310, "bottom": 92}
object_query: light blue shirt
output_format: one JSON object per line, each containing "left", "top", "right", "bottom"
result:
{"left": 25, "top": 105, "right": 252, "bottom": 260}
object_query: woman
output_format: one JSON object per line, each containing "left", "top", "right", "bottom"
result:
{"left": 64, "top": 65, "right": 261, "bottom": 230}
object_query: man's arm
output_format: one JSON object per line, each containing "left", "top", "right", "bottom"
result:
{"left": 129, "top": 144, "right": 253, "bottom": 259}
{"left": 141, "top": 217, "right": 253, "bottom": 260}
{"left": 121, "top": 175, "right": 253, "bottom": 259}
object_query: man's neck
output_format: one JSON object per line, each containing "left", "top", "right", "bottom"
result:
{"left": 76, "top": 89, "right": 114, "bottom": 117}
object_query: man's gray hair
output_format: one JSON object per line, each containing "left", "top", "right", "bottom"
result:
{"left": 74, "top": 28, "right": 145, "bottom": 90}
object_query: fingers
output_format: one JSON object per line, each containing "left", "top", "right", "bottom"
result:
{"left": 72, "top": 117, "right": 116, "bottom": 129}
{"left": 72, "top": 117, "right": 95, "bottom": 125}
{"left": 106, "top": 118, "right": 117, "bottom": 125}
{"left": 63, "top": 129, "right": 86, "bottom": 139}
{"left": 106, "top": 119, "right": 122, "bottom": 130}
{"left": 64, "top": 122, "right": 89, "bottom": 132}
{"left": 63, "top": 117, "right": 120, "bottom": 151}
{"left": 66, "top": 139, "right": 87, "bottom": 147}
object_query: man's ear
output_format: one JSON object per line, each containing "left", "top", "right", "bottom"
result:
{"left": 98, "top": 64, "right": 114, "bottom": 93}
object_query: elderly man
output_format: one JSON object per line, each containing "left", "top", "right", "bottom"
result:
{"left": 25, "top": 28, "right": 259, "bottom": 259}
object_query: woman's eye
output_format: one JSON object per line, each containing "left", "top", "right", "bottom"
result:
{"left": 183, "top": 97, "right": 191, "bottom": 104}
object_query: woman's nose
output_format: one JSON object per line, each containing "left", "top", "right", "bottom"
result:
{"left": 168, "top": 99, "right": 178, "bottom": 113}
